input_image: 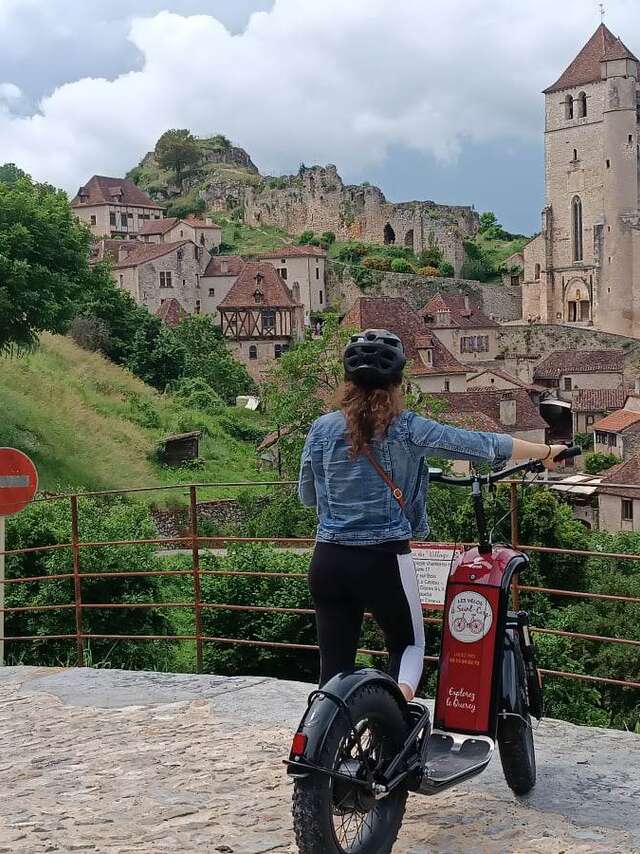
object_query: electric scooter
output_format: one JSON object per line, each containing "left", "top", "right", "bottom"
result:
{"left": 286, "top": 447, "right": 581, "bottom": 854}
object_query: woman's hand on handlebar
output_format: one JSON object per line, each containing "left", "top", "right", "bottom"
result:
{"left": 542, "top": 444, "right": 569, "bottom": 471}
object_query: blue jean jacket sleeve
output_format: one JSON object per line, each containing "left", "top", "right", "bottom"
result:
{"left": 407, "top": 413, "right": 513, "bottom": 465}
{"left": 298, "top": 430, "right": 317, "bottom": 507}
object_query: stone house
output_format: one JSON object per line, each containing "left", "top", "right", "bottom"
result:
{"left": 431, "top": 389, "right": 548, "bottom": 446}
{"left": 522, "top": 24, "right": 640, "bottom": 337}
{"left": 257, "top": 246, "right": 327, "bottom": 324}
{"left": 597, "top": 456, "right": 640, "bottom": 531}
{"left": 340, "top": 296, "right": 467, "bottom": 392}
{"left": 592, "top": 409, "right": 640, "bottom": 460}
{"left": 420, "top": 292, "right": 500, "bottom": 364}
{"left": 200, "top": 256, "right": 246, "bottom": 321}
{"left": 572, "top": 388, "right": 627, "bottom": 433}
{"left": 111, "top": 240, "right": 206, "bottom": 316}
{"left": 466, "top": 367, "right": 544, "bottom": 404}
{"left": 502, "top": 251, "right": 525, "bottom": 288}
{"left": 532, "top": 349, "right": 624, "bottom": 401}
{"left": 138, "top": 216, "right": 222, "bottom": 253}
{"left": 72, "top": 175, "right": 164, "bottom": 238}
{"left": 218, "top": 262, "right": 304, "bottom": 380}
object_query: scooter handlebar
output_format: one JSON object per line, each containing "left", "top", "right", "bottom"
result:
{"left": 429, "top": 445, "right": 582, "bottom": 487}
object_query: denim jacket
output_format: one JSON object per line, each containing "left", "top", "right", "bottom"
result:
{"left": 298, "top": 409, "right": 513, "bottom": 545}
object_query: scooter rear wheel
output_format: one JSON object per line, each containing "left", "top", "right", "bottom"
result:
{"left": 292, "top": 683, "right": 409, "bottom": 854}
{"left": 497, "top": 632, "right": 536, "bottom": 795}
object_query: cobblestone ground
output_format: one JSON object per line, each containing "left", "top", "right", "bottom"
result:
{"left": 0, "top": 667, "right": 638, "bottom": 854}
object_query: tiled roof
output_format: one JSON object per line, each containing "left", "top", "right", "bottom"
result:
{"left": 412, "top": 333, "right": 466, "bottom": 376}
{"left": 592, "top": 409, "right": 640, "bottom": 433}
{"left": 138, "top": 218, "right": 178, "bottom": 236}
{"left": 573, "top": 388, "right": 627, "bottom": 413}
{"left": 89, "top": 239, "right": 137, "bottom": 264}
{"left": 218, "top": 262, "right": 297, "bottom": 308}
{"left": 599, "top": 456, "right": 640, "bottom": 499}
{"left": 468, "top": 367, "right": 544, "bottom": 392}
{"left": 258, "top": 245, "right": 327, "bottom": 259}
{"left": 71, "top": 175, "right": 163, "bottom": 209}
{"left": 156, "top": 298, "right": 187, "bottom": 328}
{"left": 544, "top": 25, "right": 638, "bottom": 93}
{"left": 184, "top": 216, "right": 220, "bottom": 229}
{"left": 204, "top": 255, "right": 245, "bottom": 277}
{"left": 430, "top": 390, "right": 547, "bottom": 432}
{"left": 420, "top": 292, "right": 498, "bottom": 329}
{"left": 113, "top": 240, "right": 191, "bottom": 269}
{"left": 438, "top": 410, "right": 502, "bottom": 432}
{"left": 533, "top": 349, "right": 624, "bottom": 380}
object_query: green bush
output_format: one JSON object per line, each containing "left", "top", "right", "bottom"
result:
{"left": 417, "top": 266, "right": 440, "bottom": 277}
{"left": 125, "top": 393, "right": 161, "bottom": 428}
{"left": 219, "top": 409, "right": 268, "bottom": 442}
{"left": 320, "top": 231, "right": 336, "bottom": 245}
{"left": 438, "top": 261, "right": 455, "bottom": 277}
{"left": 584, "top": 452, "right": 619, "bottom": 474}
{"left": 390, "top": 258, "right": 414, "bottom": 273}
{"left": 460, "top": 257, "right": 491, "bottom": 282}
{"left": 297, "top": 230, "right": 315, "bottom": 244}
{"left": 171, "top": 377, "right": 226, "bottom": 414}
{"left": 362, "top": 255, "right": 392, "bottom": 271}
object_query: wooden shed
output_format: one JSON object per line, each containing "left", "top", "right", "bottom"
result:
{"left": 160, "top": 431, "right": 202, "bottom": 466}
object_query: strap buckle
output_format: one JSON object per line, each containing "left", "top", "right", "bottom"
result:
{"left": 392, "top": 488, "right": 404, "bottom": 500}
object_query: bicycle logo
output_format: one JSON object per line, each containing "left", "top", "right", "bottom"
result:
{"left": 448, "top": 591, "right": 493, "bottom": 643}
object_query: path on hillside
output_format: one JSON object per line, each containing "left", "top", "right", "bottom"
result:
{"left": 0, "top": 667, "right": 638, "bottom": 854}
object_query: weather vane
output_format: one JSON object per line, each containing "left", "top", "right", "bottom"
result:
{"left": 599, "top": 2, "right": 605, "bottom": 23}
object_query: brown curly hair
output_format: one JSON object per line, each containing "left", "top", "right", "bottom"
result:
{"left": 339, "top": 379, "right": 404, "bottom": 458}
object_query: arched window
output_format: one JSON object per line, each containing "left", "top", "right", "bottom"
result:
{"left": 534, "top": 263, "right": 541, "bottom": 281}
{"left": 249, "top": 345, "right": 257, "bottom": 360}
{"left": 572, "top": 196, "right": 583, "bottom": 261}
{"left": 577, "top": 92, "right": 587, "bottom": 118}
{"left": 564, "top": 94, "right": 574, "bottom": 120}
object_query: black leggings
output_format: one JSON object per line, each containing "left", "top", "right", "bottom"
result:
{"left": 309, "top": 542, "right": 425, "bottom": 692}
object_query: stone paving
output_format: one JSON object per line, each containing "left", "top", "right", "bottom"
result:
{"left": 0, "top": 667, "right": 639, "bottom": 854}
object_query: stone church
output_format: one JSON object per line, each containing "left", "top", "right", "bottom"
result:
{"left": 523, "top": 24, "right": 640, "bottom": 337}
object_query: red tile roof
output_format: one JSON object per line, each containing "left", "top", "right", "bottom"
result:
{"left": 204, "top": 255, "right": 245, "bottom": 277}
{"left": 598, "top": 455, "right": 640, "bottom": 499}
{"left": 71, "top": 175, "right": 163, "bottom": 209}
{"left": 573, "top": 388, "right": 627, "bottom": 413}
{"left": 113, "top": 240, "right": 192, "bottom": 269}
{"left": 468, "top": 367, "right": 544, "bottom": 393}
{"left": 430, "top": 390, "right": 547, "bottom": 432}
{"left": 218, "top": 262, "right": 297, "bottom": 308}
{"left": 533, "top": 349, "right": 624, "bottom": 380}
{"left": 90, "top": 238, "right": 138, "bottom": 264}
{"left": 592, "top": 409, "right": 640, "bottom": 433}
{"left": 438, "top": 410, "right": 502, "bottom": 432}
{"left": 544, "top": 25, "right": 638, "bottom": 93}
{"left": 412, "top": 333, "right": 466, "bottom": 376}
{"left": 420, "top": 292, "right": 498, "bottom": 329}
{"left": 156, "top": 298, "right": 187, "bottom": 328}
{"left": 138, "top": 218, "right": 179, "bottom": 236}
{"left": 259, "top": 245, "right": 327, "bottom": 259}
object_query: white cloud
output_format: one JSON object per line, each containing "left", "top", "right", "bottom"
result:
{"left": 0, "top": 0, "right": 639, "bottom": 192}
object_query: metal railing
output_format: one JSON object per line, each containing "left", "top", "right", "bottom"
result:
{"left": 0, "top": 480, "right": 639, "bottom": 693}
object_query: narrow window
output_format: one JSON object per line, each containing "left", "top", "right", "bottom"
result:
{"left": 315, "top": 267, "right": 320, "bottom": 280}
{"left": 622, "top": 499, "right": 633, "bottom": 522}
{"left": 195, "top": 300, "right": 201, "bottom": 314}
{"left": 119, "top": 274, "right": 124, "bottom": 287}
{"left": 249, "top": 345, "right": 257, "bottom": 360}
{"left": 110, "top": 212, "right": 117, "bottom": 227}
{"left": 572, "top": 196, "right": 583, "bottom": 261}
{"left": 280, "top": 268, "right": 288, "bottom": 280}
{"left": 90, "top": 214, "right": 97, "bottom": 225}
{"left": 444, "top": 379, "right": 450, "bottom": 392}
{"left": 179, "top": 229, "right": 184, "bottom": 237}
{"left": 577, "top": 92, "right": 587, "bottom": 118}
{"left": 200, "top": 234, "right": 205, "bottom": 245}
{"left": 572, "top": 149, "right": 578, "bottom": 161}
{"left": 564, "top": 94, "right": 574, "bottom": 120}
{"left": 209, "top": 287, "right": 215, "bottom": 297}
{"left": 564, "top": 377, "right": 572, "bottom": 391}
{"left": 120, "top": 213, "right": 127, "bottom": 227}
{"left": 606, "top": 159, "right": 611, "bottom": 169}
{"left": 182, "top": 279, "right": 186, "bottom": 287}
{"left": 319, "top": 290, "right": 323, "bottom": 304}
{"left": 534, "top": 263, "right": 541, "bottom": 281}
{"left": 196, "top": 274, "right": 200, "bottom": 288}
{"left": 275, "top": 344, "right": 282, "bottom": 358}
{"left": 177, "top": 249, "right": 184, "bottom": 261}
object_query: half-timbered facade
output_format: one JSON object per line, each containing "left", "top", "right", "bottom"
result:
{"left": 218, "top": 262, "right": 304, "bottom": 379}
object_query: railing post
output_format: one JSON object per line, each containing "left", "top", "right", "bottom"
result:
{"left": 190, "top": 485, "right": 204, "bottom": 673}
{"left": 509, "top": 482, "right": 521, "bottom": 611}
{"left": 70, "top": 495, "right": 85, "bottom": 667}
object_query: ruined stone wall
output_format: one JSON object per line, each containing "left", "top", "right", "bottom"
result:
{"left": 241, "top": 165, "right": 479, "bottom": 276}
{"left": 326, "top": 263, "right": 522, "bottom": 320}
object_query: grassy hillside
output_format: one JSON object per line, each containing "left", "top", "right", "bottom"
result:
{"left": 0, "top": 335, "right": 271, "bottom": 499}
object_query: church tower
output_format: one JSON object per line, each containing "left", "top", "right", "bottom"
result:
{"left": 522, "top": 24, "right": 640, "bottom": 336}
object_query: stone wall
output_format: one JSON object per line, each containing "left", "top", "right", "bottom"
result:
{"left": 152, "top": 498, "right": 270, "bottom": 540}
{"left": 326, "top": 262, "right": 522, "bottom": 320}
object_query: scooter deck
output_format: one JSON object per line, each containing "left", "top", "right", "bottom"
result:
{"left": 420, "top": 730, "right": 494, "bottom": 791}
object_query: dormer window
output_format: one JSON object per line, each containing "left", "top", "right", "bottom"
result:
{"left": 423, "top": 348, "right": 433, "bottom": 366}
{"left": 254, "top": 274, "right": 265, "bottom": 304}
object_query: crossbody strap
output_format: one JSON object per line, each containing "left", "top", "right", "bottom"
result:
{"left": 361, "top": 445, "right": 406, "bottom": 509}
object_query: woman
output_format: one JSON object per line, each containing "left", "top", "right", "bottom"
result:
{"left": 298, "top": 328, "right": 564, "bottom": 702}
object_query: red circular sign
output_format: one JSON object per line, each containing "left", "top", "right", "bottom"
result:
{"left": 0, "top": 448, "right": 38, "bottom": 516}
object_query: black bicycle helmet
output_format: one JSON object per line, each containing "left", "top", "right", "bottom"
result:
{"left": 343, "top": 329, "right": 406, "bottom": 387}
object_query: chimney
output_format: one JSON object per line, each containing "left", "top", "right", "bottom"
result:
{"left": 499, "top": 392, "right": 517, "bottom": 427}
{"left": 221, "top": 260, "right": 228, "bottom": 274}
{"left": 435, "top": 308, "right": 451, "bottom": 327}
{"left": 463, "top": 294, "right": 470, "bottom": 312}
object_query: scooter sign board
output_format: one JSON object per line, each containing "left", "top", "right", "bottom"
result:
{"left": 411, "top": 544, "right": 462, "bottom": 609}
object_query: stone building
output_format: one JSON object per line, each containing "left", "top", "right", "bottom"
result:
{"left": 257, "top": 246, "right": 326, "bottom": 324}
{"left": 72, "top": 176, "right": 164, "bottom": 238}
{"left": 200, "top": 255, "right": 245, "bottom": 321}
{"left": 243, "top": 165, "right": 478, "bottom": 276}
{"left": 218, "top": 262, "right": 304, "bottom": 379}
{"left": 111, "top": 240, "right": 206, "bottom": 316}
{"left": 138, "top": 216, "right": 221, "bottom": 253}
{"left": 532, "top": 349, "right": 624, "bottom": 401}
{"left": 597, "top": 456, "right": 640, "bottom": 531}
{"left": 466, "top": 367, "right": 544, "bottom": 404}
{"left": 502, "top": 251, "right": 525, "bottom": 287}
{"left": 522, "top": 24, "right": 640, "bottom": 336}
{"left": 431, "top": 389, "right": 548, "bottom": 445}
{"left": 341, "top": 296, "right": 467, "bottom": 392}
{"left": 420, "top": 293, "right": 500, "bottom": 364}
{"left": 572, "top": 388, "right": 627, "bottom": 433}
{"left": 592, "top": 408, "right": 640, "bottom": 460}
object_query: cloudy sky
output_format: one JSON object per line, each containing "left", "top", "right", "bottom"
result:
{"left": 1, "top": 0, "right": 639, "bottom": 233}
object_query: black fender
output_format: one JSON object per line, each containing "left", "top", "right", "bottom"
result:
{"left": 499, "top": 626, "right": 525, "bottom": 720}
{"left": 287, "top": 668, "right": 407, "bottom": 776}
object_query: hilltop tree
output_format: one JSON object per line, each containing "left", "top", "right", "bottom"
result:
{"left": 155, "top": 129, "right": 201, "bottom": 185}
{"left": 0, "top": 170, "right": 102, "bottom": 353}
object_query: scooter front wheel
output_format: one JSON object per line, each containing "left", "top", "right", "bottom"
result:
{"left": 497, "top": 630, "right": 536, "bottom": 795}
{"left": 292, "top": 682, "right": 409, "bottom": 854}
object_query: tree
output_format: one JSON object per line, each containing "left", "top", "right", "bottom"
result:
{"left": 0, "top": 163, "right": 27, "bottom": 188}
{"left": 173, "top": 314, "right": 254, "bottom": 404}
{"left": 479, "top": 211, "right": 499, "bottom": 233}
{"left": 584, "top": 452, "right": 619, "bottom": 475}
{"left": 0, "top": 172, "right": 100, "bottom": 353}
{"left": 126, "top": 316, "right": 187, "bottom": 391}
{"left": 155, "top": 129, "right": 201, "bottom": 185}
{"left": 419, "top": 233, "right": 443, "bottom": 269}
